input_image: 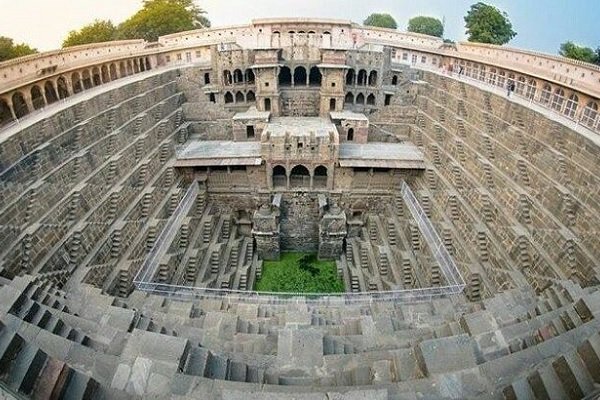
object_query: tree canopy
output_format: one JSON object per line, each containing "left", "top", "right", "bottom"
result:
{"left": 407, "top": 16, "right": 444, "bottom": 38}
{"left": 118, "top": 0, "right": 210, "bottom": 42}
{"left": 559, "top": 41, "right": 599, "bottom": 65}
{"left": 63, "top": 20, "right": 118, "bottom": 48}
{"left": 363, "top": 13, "right": 397, "bottom": 30}
{"left": 0, "top": 36, "right": 37, "bottom": 62}
{"left": 464, "top": 2, "right": 516, "bottom": 45}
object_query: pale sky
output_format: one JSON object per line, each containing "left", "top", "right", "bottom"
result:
{"left": 0, "top": 0, "right": 598, "bottom": 54}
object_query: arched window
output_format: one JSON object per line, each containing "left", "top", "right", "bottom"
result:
{"left": 12, "top": 92, "right": 28, "bottom": 118}
{"left": 488, "top": 69, "right": 497, "bottom": 85}
{"left": 246, "top": 90, "right": 256, "bottom": 102}
{"left": 540, "top": 84, "right": 552, "bottom": 105}
{"left": 345, "top": 92, "right": 354, "bottom": 105}
{"left": 309, "top": 66, "right": 321, "bottom": 86}
{"left": 245, "top": 69, "right": 255, "bottom": 84}
{"left": 497, "top": 71, "right": 506, "bottom": 87}
{"left": 44, "top": 81, "right": 58, "bottom": 105}
{"left": 0, "top": 98, "right": 13, "bottom": 126}
{"left": 290, "top": 165, "right": 310, "bottom": 187}
{"left": 564, "top": 94, "right": 578, "bottom": 119}
{"left": 294, "top": 66, "right": 307, "bottom": 86}
{"left": 30, "top": 86, "right": 45, "bottom": 110}
{"left": 82, "top": 70, "right": 93, "bottom": 89}
{"left": 235, "top": 91, "right": 245, "bottom": 103}
{"left": 478, "top": 66, "right": 486, "bottom": 81}
{"left": 101, "top": 65, "right": 110, "bottom": 83}
{"left": 551, "top": 88, "right": 565, "bottom": 111}
{"left": 314, "top": 165, "right": 327, "bottom": 188}
{"left": 57, "top": 77, "right": 69, "bottom": 99}
{"left": 581, "top": 101, "right": 598, "bottom": 128}
{"left": 279, "top": 66, "right": 292, "bottom": 86}
{"left": 368, "top": 70, "right": 378, "bottom": 86}
{"left": 358, "top": 69, "right": 368, "bottom": 86}
{"left": 347, "top": 128, "right": 354, "bottom": 141}
{"left": 233, "top": 69, "right": 243, "bottom": 84}
{"left": 356, "top": 93, "right": 365, "bottom": 105}
{"left": 272, "top": 165, "right": 287, "bottom": 188}
{"left": 526, "top": 79, "right": 537, "bottom": 100}
{"left": 109, "top": 64, "right": 118, "bottom": 80}
{"left": 391, "top": 75, "right": 398, "bottom": 85}
{"left": 346, "top": 69, "right": 355, "bottom": 85}
{"left": 223, "top": 70, "right": 232, "bottom": 85}
{"left": 92, "top": 67, "right": 101, "bottom": 86}
{"left": 224, "top": 92, "right": 234, "bottom": 104}
{"left": 516, "top": 77, "right": 526, "bottom": 95}
{"left": 366, "top": 94, "right": 376, "bottom": 105}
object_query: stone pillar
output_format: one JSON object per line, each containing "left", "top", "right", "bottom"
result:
{"left": 252, "top": 204, "right": 280, "bottom": 260}
{"left": 318, "top": 203, "right": 347, "bottom": 259}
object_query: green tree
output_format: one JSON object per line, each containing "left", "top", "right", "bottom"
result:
{"left": 118, "top": 0, "right": 210, "bottom": 42}
{"left": 63, "top": 20, "right": 118, "bottom": 48}
{"left": 407, "top": 16, "right": 444, "bottom": 38}
{"left": 363, "top": 13, "right": 397, "bottom": 29}
{"left": 559, "top": 41, "right": 598, "bottom": 64}
{"left": 464, "top": 2, "right": 516, "bottom": 45}
{"left": 0, "top": 36, "right": 37, "bottom": 62}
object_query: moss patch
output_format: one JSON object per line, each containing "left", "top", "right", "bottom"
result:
{"left": 254, "top": 252, "right": 344, "bottom": 293}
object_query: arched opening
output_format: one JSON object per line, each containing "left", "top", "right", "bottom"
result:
{"left": 294, "top": 66, "right": 307, "bottom": 86}
{"left": 139, "top": 58, "right": 145, "bottom": 72}
{"left": 582, "top": 101, "right": 598, "bottom": 128}
{"left": 540, "top": 84, "right": 552, "bottom": 105}
{"left": 109, "top": 64, "right": 118, "bottom": 80}
{"left": 224, "top": 92, "right": 234, "bottom": 104}
{"left": 82, "top": 70, "right": 93, "bottom": 89}
{"left": 366, "top": 94, "right": 376, "bottom": 105}
{"left": 126, "top": 60, "right": 133, "bottom": 75}
{"left": 314, "top": 165, "right": 328, "bottom": 188}
{"left": 44, "top": 81, "right": 58, "bottom": 105}
{"left": 246, "top": 90, "right": 256, "bottom": 102}
{"left": 145, "top": 58, "right": 151, "bottom": 71}
{"left": 551, "top": 88, "right": 565, "bottom": 111}
{"left": 347, "top": 128, "right": 354, "bottom": 141}
{"left": 0, "top": 98, "right": 13, "bottom": 126}
{"left": 92, "top": 67, "right": 101, "bottom": 86}
{"left": 356, "top": 93, "right": 365, "bottom": 105}
{"left": 233, "top": 69, "right": 243, "bottom": 84}
{"left": 346, "top": 69, "right": 355, "bottom": 85}
{"left": 345, "top": 92, "right": 354, "bottom": 105}
{"left": 119, "top": 62, "right": 126, "bottom": 78}
{"left": 309, "top": 66, "right": 321, "bottom": 86}
{"left": 223, "top": 70, "right": 232, "bottom": 85}
{"left": 290, "top": 165, "right": 310, "bottom": 188}
{"left": 368, "top": 70, "right": 377, "bottom": 86}
{"left": 12, "top": 92, "right": 28, "bottom": 119}
{"left": 264, "top": 98, "right": 271, "bottom": 111}
{"left": 329, "top": 98, "right": 336, "bottom": 111}
{"left": 133, "top": 60, "right": 140, "bottom": 73}
{"left": 57, "top": 77, "right": 69, "bottom": 99}
{"left": 279, "top": 66, "right": 292, "bottom": 86}
{"left": 564, "top": 94, "right": 578, "bottom": 119}
{"left": 71, "top": 72, "right": 83, "bottom": 94}
{"left": 272, "top": 165, "right": 287, "bottom": 188}
{"left": 244, "top": 69, "right": 255, "bottom": 84}
{"left": 235, "top": 91, "right": 245, "bottom": 103}
{"left": 357, "top": 69, "right": 367, "bottom": 86}
{"left": 30, "top": 86, "right": 45, "bottom": 110}
{"left": 101, "top": 65, "right": 110, "bottom": 83}
{"left": 526, "top": 79, "right": 537, "bottom": 100}
{"left": 391, "top": 75, "right": 398, "bottom": 85}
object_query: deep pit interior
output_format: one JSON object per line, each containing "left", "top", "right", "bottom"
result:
{"left": 1, "top": 18, "right": 600, "bottom": 399}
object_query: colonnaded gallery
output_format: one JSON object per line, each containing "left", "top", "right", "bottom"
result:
{"left": 0, "top": 17, "right": 600, "bottom": 399}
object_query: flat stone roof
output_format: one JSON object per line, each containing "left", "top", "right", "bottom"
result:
{"left": 329, "top": 111, "right": 369, "bottom": 121}
{"left": 338, "top": 143, "right": 425, "bottom": 169}
{"left": 175, "top": 141, "right": 262, "bottom": 167}
{"left": 263, "top": 117, "right": 336, "bottom": 138}
{"left": 232, "top": 107, "right": 271, "bottom": 121}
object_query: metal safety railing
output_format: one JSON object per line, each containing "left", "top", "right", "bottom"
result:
{"left": 134, "top": 182, "right": 199, "bottom": 284}
{"left": 400, "top": 181, "right": 465, "bottom": 288}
